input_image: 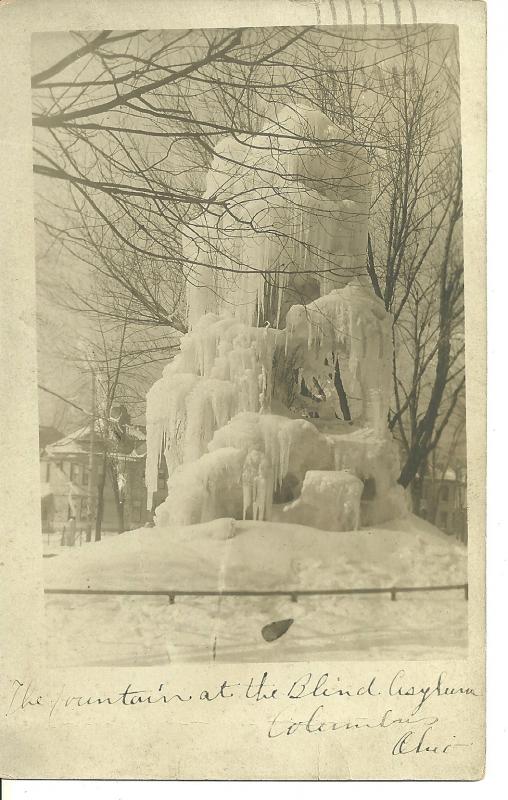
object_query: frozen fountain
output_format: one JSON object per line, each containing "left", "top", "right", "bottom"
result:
{"left": 46, "top": 107, "right": 464, "bottom": 670}
{"left": 146, "top": 105, "right": 407, "bottom": 532}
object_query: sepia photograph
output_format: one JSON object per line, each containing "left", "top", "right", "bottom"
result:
{"left": 32, "top": 22, "right": 469, "bottom": 668}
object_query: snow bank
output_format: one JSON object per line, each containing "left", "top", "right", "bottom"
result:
{"left": 44, "top": 516, "right": 466, "bottom": 594}
{"left": 44, "top": 516, "right": 467, "bottom": 666}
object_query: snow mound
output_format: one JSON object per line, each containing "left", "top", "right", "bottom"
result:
{"left": 43, "top": 516, "right": 467, "bottom": 666}
{"left": 44, "top": 515, "right": 466, "bottom": 594}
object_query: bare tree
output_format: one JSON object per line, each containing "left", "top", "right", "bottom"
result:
{"left": 391, "top": 161, "right": 464, "bottom": 505}
{"left": 359, "top": 30, "right": 464, "bottom": 501}
{"left": 33, "top": 26, "right": 465, "bottom": 509}
{"left": 32, "top": 27, "right": 411, "bottom": 320}
{"left": 425, "top": 401, "right": 466, "bottom": 524}
{"left": 71, "top": 309, "right": 176, "bottom": 538}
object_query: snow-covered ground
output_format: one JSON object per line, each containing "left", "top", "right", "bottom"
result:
{"left": 43, "top": 515, "right": 467, "bottom": 666}
{"left": 42, "top": 528, "right": 123, "bottom": 557}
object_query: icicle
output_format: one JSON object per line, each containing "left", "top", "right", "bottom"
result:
{"left": 147, "top": 106, "right": 405, "bottom": 530}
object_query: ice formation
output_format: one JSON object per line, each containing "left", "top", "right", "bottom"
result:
{"left": 184, "top": 104, "right": 371, "bottom": 328}
{"left": 146, "top": 104, "right": 407, "bottom": 532}
{"left": 281, "top": 471, "right": 364, "bottom": 532}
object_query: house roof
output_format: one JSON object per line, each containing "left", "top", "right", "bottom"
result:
{"left": 44, "top": 420, "right": 146, "bottom": 458}
{"left": 39, "top": 426, "right": 64, "bottom": 450}
{"left": 45, "top": 426, "right": 90, "bottom": 456}
{"left": 125, "top": 424, "right": 146, "bottom": 441}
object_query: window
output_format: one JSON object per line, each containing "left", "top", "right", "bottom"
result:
{"left": 440, "top": 512, "right": 448, "bottom": 529}
{"left": 82, "top": 468, "right": 89, "bottom": 486}
{"left": 157, "top": 467, "right": 166, "bottom": 490}
{"left": 79, "top": 497, "right": 89, "bottom": 520}
{"left": 441, "top": 485, "right": 449, "bottom": 502}
{"left": 70, "top": 463, "right": 81, "bottom": 484}
{"left": 132, "top": 500, "right": 142, "bottom": 523}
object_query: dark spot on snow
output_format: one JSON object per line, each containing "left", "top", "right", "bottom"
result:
{"left": 262, "top": 618, "right": 294, "bottom": 642}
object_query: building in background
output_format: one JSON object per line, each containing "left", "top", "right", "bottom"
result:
{"left": 38, "top": 425, "right": 63, "bottom": 455}
{"left": 39, "top": 408, "right": 167, "bottom": 535}
{"left": 420, "top": 466, "right": 467, "bottom": 543}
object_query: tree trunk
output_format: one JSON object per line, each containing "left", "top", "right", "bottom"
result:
{"left": 411, "top": 458, "right": 428, "bottom": 515}
{"left": 398, "top": 443, "right": 426, "bottom": 490}
{"left": 366, "top": 233, "right": 383, "bottom": 300}
{"left": 94, "top": 452, "right": 108, "bottom": 541}
{"left": 410, "top": 480, "right": 422, "bottom": 515}
{"left": 109, "top": 465, "right": 126, "bottom": 534}
{"left": 85, "top": 370, "right": 97, "bottom": 542}
{"left": 115, "top": 498, "right": 125, "bottom": 533}
{"left": 334, "top": 358, "right": 351, "bottom": 421}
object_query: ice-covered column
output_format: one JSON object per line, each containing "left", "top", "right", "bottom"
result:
{"left": 144, "top": 104, "right": 407, "bottom": 531}
{"left": 183, "top": 104, "right": 372, "bottom": 328}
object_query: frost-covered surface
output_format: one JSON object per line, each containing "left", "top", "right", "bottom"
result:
{"left": 144, "top": 103, "right": 404, "bottom": 532}
{"left": 285, "top": 281, "right": 392, "bottom": 433}
{"left": 185, "top": 104, "right": 371, "bottom": 329}
{"left": 282, "top": 470, "right": 363, "bottom": 531}
{"left": 145, "top": 284, "right": 403, "bottom": 530}
{"left": 44, "top": 516, "right": 467, "bottom": 666}
{"left": 145, "top": 316, "right": 282, "bottom": 503}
